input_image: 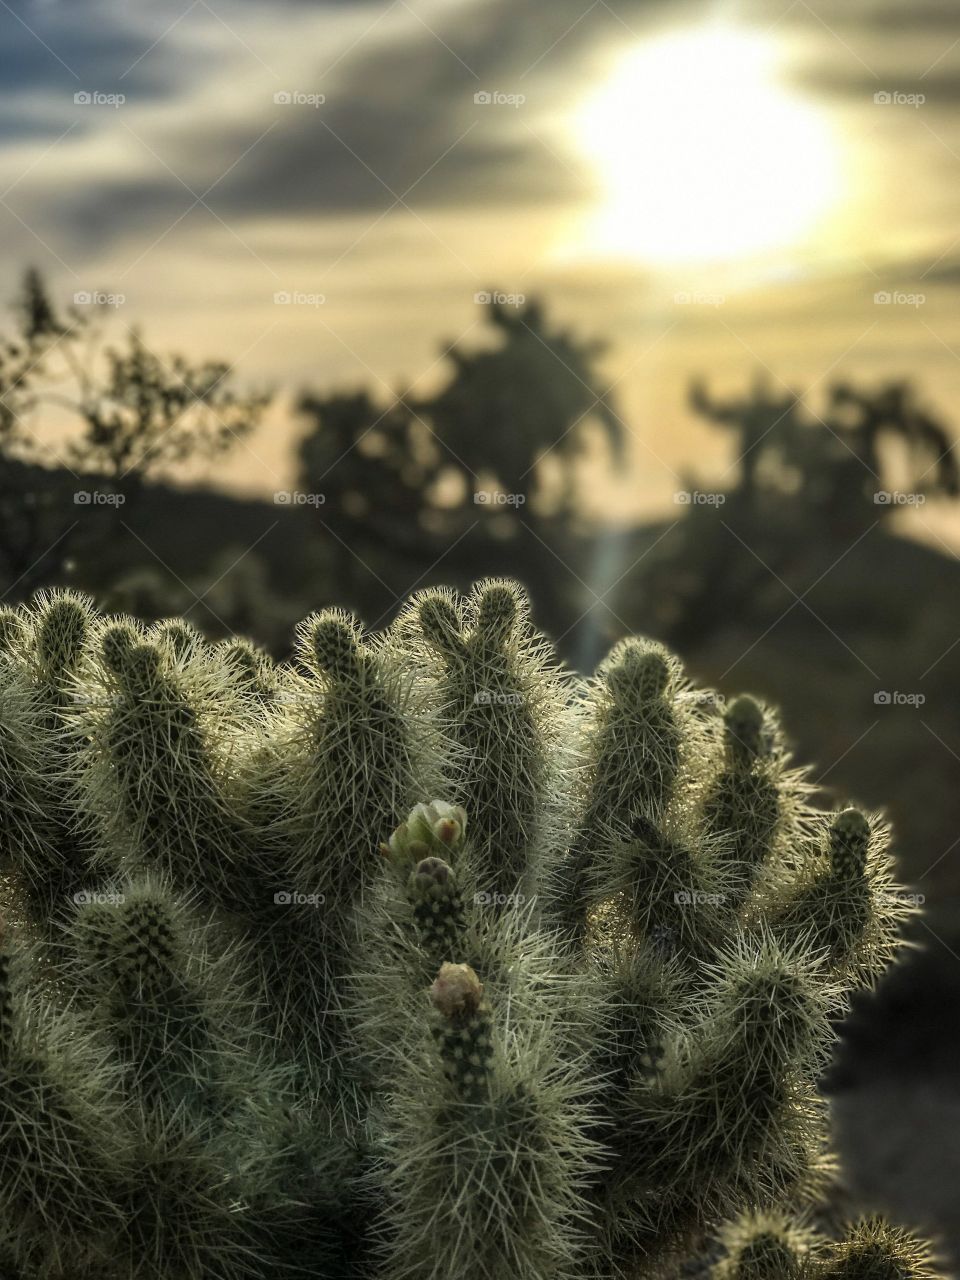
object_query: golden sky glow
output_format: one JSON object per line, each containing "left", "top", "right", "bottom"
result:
{"left": 567, "top": 26, "right": 843, "bottom": 267}
{"left": 2, "top": 0, "right": 960, "bottom": 551}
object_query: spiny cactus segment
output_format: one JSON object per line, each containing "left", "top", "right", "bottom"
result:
{"left": 429, "top": 961, "right": 496, "bottom": 1101}
{"left": 0, "top": 582, "right": 939, "bottom": 1279}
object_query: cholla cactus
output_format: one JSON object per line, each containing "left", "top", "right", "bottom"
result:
{"left": 0, "top": 916, "right": 127, "bottom": 1276}
{"left": 710, "top": 1208, "right": 820, "bottom": 1278}
{"left": 824, "top": 1218, "right": 945, "bottom": 1278}
{"left": 706, "top": 1211, "right": 945, "bottom": 1279}
{"left": 377, "top": 958, "right": 599, "bottom": 1280}
{"left": 769, "top": 808, "right": 904, "bottom": 989}
{"left": 231, "top": 609, "right": 438, "bottom": 1110}
{"left": 0, "top": 582, "right": 942, "bottom": 1279}
{"left": 74, "top": 619, "right": 246, "bottom": 906}
{"left": 216, "top": 636, "right": 277, "bottom": 706}
{"left": 702, "top": 695, "right": 794, "bottom": 907}
{"left": 399, "top": 580, "right": 571, "bottom": 905}
{"left": 0, "top": 591, "right": 102, "bottom": 915}
{"left": 69, "top": 877, "right": 269, "bottom": 1127}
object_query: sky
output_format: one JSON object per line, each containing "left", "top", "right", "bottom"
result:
{"left": 2, "top": 0, "right": 960, "bottom": 545}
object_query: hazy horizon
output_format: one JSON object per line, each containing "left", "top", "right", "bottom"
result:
{"left": 4, "top": 0, "right": 960, "bottom": 549}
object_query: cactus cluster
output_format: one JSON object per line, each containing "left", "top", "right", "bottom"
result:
{"left": 0, "top": 584, "right": 944, "bottom": 1279}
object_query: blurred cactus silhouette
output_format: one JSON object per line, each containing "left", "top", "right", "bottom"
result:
{"left": 0, "top": 270, "right": 268, "bottom": 593}
{"left": 422, "top": 296, "right": 625, "bottom": 514}
{"left": 293, "top": 294, "right": 628, "bottom": 621}
{"left": 2, "top": 275, "right": 956, "bottom": 675}
{"left": 825, "top": 379, "right": 959, "bottom": 503}
{"left": 298, "top": 297, "right": 625, "bottom": 533}
{"left": 690, "top": 374, "right": 803, "bottom": 503}
{"left": 297, "top": 390, "right": 448, "bottom": 603}
{"left": 639, "top": 373, "right": 960, "bottom": 647}
{"left": 12, "top": 270, "right": 268, "bottom": 486}
{"left": 691, "top": 374, "right": 958, "bottom": 517}
{"left": 0, "top": 584, "right": 943, "bottom": 1278}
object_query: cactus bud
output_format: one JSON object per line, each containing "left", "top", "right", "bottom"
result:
{"left": 608, "top": 641, "right": 670, "bottom": 705}
{"left": 418, "top": 593, "right": 464, "bottom": 657}
{"left": 429, "top": 962, "right": 482, "bottom": 1019}
{"left": 429, "top": 963, "right": 495, "bottom": 1100}
{"left": 0, "top": 607, "right": 23, "bottom": 655}
{"left": 386, "top": 802, "right": 467, "bottom": 869}
{"left": 725, "top": 694, "right": 766, "bottom": 765}
{"left": 307, "top": 612, "right": 362, "bottom": 679}
{"left": 413, "top": 856, "right": 452, "bottom": 885}
{"left": 407, "top": 857, "right": 466, "bottom": 962}
{"left": 475, "top": 581, "right": 520, "bottom": 644}
{"left": 101, "top": 621, "right": 141, "bottom": 674}
{"left": 829, "top": 808, "right": 870, "bottom": 881}
{"left": 34, "top": 592, "right": 89, "bottom": 673}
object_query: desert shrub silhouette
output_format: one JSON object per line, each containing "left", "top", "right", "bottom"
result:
{"left": 0, "top": 584, "right": 945, "bottom": 1279}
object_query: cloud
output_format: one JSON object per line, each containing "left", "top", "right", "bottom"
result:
{"left": 0, "top": 2, "right": 211, "bottom": 96}
{"left": 792, "top": 65, "right": 960, "bottom": 104}
{"left": 0, "top": 0, "right": 661, "bottom": 259}
{"left": 2, "top": 0, "right": 959, "bottom": 270}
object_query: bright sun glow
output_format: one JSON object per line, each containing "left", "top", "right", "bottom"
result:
{"left": 568, "top": 26, "right": 842, "bottom": 266}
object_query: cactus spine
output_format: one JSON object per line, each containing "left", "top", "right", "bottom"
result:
{"left": 0, "top": 582, "right": 940, "bottom": 1279}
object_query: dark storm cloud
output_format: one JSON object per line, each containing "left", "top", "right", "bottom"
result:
{"left": 822, "top": 3, "right": 960, "bottom": 32}
{"left": 887, "top": 254, "right": 960, "bottom": 288}
{"left": 0, "top": 2, "right": 211, "bottom": 97}
{"left": 757, "top": 0, "right": 960, "bottom": 101}
{"left": 3, "top": 0, "right": 683, "bottom": 256}
{"left": 180, "top": 0, "right": 635, "bottom": 213}
{"left": 4, "top": 0, "right": 960, "bottom": 258}
{"left": 735, "top": 0, "right": 960, "bottom": 33}
{"left": 792, "top": 66, "right": 960, "bottom": 103}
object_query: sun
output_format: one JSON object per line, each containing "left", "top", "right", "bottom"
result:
{"left": 566, "top": 25, "right": 842, "bottom": 267}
